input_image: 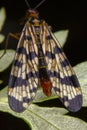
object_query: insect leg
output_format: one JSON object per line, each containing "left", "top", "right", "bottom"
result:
{"left": 0, "top": 33, "right": 20, "bottom": 58}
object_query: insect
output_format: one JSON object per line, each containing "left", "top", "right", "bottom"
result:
{"left": 8, "top": 0, "right": 82, "bottom": 112}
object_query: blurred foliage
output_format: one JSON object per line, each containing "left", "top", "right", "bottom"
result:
{"left": 0, "top": 7, "right": 6, "bottom": 43}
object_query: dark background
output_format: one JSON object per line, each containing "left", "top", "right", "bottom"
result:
{"left": 0, "top": 0, "right": 87, "bottom": 66}
{"left": 0, "top": 0, "right": 87, "bottom": 130}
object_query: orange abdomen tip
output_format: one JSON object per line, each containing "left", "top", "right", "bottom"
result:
{"left": 40, "top": 79, "right": 52, "bottom": 96}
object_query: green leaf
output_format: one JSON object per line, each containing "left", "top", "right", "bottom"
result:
{"left": 54, "top": 30, "right": 69, "bottom": 47}
{"left": 0, "top": 49, "right": 15, "bottom": 72}
{"left": 0, "top": 7, "right": 6, "bottom": 31}
{"left": 0, "top": 34, "right": 5, "bottom": 44}
{"left": 74, "top": 61, "right": 87, "bottom": 107}
{"left": 33, "top": 88, "right": 57, "bottom": 103}
{"left": 0, "top": 87, "right": 87, "bottom": 130}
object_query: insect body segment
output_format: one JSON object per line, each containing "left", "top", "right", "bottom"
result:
{"left": 8, "top": 9, "right": 82, "bottom": 112}
{"left": 34, "top": 19, "right": 52, "bottom": 96}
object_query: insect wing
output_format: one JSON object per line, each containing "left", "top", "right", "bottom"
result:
{"left": 41, "top": 22, "right": 82, "bottom": 112}
{"left": 8, "top": 22, "right": 39, "bottom": 112}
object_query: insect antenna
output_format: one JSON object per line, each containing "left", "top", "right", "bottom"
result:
{"left": 25, "top": 0, "right": 31, "bottom": 9}
{"left": 34, "top": 0, "right": 46, "bottom": 10}
{"left": 25, "top": 0, "right": 46, "bottom": 9}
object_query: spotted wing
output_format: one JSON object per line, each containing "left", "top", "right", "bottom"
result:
{"left": 41, "top": 22, "right": 82, "bottom": 112}
{"left": 8, "top": 21, "right": 39, "bottom": 112}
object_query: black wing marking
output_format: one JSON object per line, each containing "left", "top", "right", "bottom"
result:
{"left": 41, "top": 22, "right": 82, "bottom": 112}
{"left": 8, "top": 22, "right": 39, "bottom": 112}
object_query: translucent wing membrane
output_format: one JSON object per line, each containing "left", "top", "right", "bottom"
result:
{"left": 41, "top": 22, "right": 82, "bottom": 112}
{"left": 8, "top": 22, "right": 39, "bottom": 112}
{"left": 8, "top": 10, "right": 82, "bottom": 112}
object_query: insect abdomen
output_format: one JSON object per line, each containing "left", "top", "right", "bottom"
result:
{"left": 33, "top": 20, "right": 52, "bottom": 96}
{"left": 38, "top": 43, "right": 52, "bottom": 96}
